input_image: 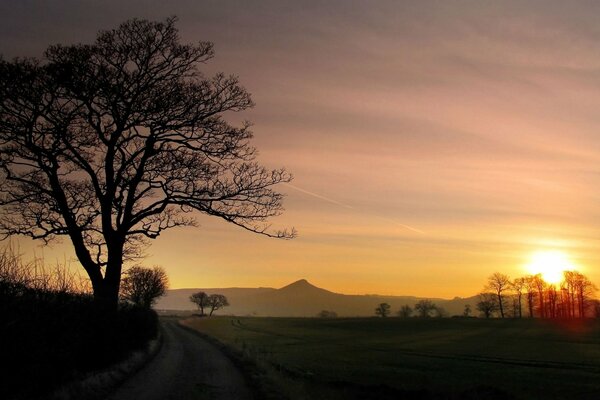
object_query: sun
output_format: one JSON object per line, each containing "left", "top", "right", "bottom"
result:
{"left": 525, "top": 250, "right": 573, "bottom": 285}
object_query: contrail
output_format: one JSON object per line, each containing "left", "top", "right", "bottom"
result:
{"left": 283, "top": 183, "right": 425, "bottom": 235}
{"left": 283, "top": 183, "right": 354, "bottom": 209}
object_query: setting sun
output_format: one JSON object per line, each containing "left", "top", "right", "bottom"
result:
{"left": 526, "top": 250, "right": 574, "bottom": 285}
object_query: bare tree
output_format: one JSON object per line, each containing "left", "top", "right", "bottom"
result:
{"left": 523, "top": 275, "right": 537, "bottom": 318}
{"left": 120, "top": 266, "right": 168, "bottom": 309}
{"left": 0, "top": 18, "right": 293, "bottom": 309}
{"left": 476, "top": 293, "right": 498, "bottom": 318}
{"left": 397, "top": 304, "right": 413, "bottom": 318}
{"left": 463, "top": 304, "right": 472, "bottom": 317}
{"left": 531, "top": 274, "right": 547, "bottom": 318}
{"left": 485, "top": 272, "right": 511, "bottom": 318}
{"left": 511, "top": 277, "right": 526, "bottom": 318}
{"left": 564, "top": 271, "right": 597, "bottom": 318}
{"left": 414, "top": 299, "right": 437, "bottom": 318}
{"left": 189, "top": 291, "right": 209, "bottom": 316}
{"left": 375, "top": 303, "right": 391, "bottom": 317}
{"left": 207, "top": 294, "right": 229, "bottom": 316}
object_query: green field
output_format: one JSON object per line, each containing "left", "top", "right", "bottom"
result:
{"left": 182, "top": 316, "right": 600, "bottom": 400}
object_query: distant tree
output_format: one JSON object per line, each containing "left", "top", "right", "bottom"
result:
{"left": 523, "top": 275, "right": 537, "bottom": 318}
{"left": 397, "top": 305, "right": 413, "bottom": 318}
{"left": 485, "top": 272, "right": 511, "bottom": 318}
{"left": 375, "top": 303, "right": 391, "bottom": 317}
{"left": 463, "top": 304, "right": 472, "bottom": 317}
{"left": 511, "top": 277, "right": 526, "bottom": 318}
{"left": 563, "top": 270, "right": 597, "bottom": 318}
{"left": 189, "top": 291, "right": 210, "bottom": 316}
{"left": 547, "top": 285, "right": 559, "bottom": 318}
{"left": 476, "top": 293, "right": 498, "bottom": 318}
{"left": 0, "top": 18, "right": 293, "bottom": 310}
{"left": 207, "top": 294, "right": 229, "bottom": 316}
{"left": 120, "top": 266, "right": 168, "bottom": 309}
{"left": 531, "top": 274, "right": 547, "bottom": 318}
{"left": 414, "top": 299, "right": 437, "bottom": 318}
{"left": 318, "top": 310, "right": 338, "bottom": 318}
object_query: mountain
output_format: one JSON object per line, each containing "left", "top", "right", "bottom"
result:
{"left": 155, "top": 279, "right": 479, "bottom": 317}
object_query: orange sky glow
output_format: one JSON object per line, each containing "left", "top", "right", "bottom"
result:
{"left": 2, "top": 1, "right": 600, "bottom": 298}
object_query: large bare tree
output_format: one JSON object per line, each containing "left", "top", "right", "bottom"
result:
{"left": 0, "top": 18, "right": 293, "bottom": 308}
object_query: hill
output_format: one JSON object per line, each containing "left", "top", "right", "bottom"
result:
{"left": 155, "top": 279, "right": 478, "bottom": 317}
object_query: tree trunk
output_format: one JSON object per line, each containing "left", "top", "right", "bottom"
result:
{"left": 93, "top": 238, "right": 125, "bottom": 311}
{"left": 497, "top": 293, "right": 505, "bottom": 318}
{"left": 92, "top": 279, "right": 121, "bottom": 311}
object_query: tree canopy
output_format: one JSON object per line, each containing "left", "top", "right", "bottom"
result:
{"left": 0, "top": 18, "right": 293, "bottom": 307}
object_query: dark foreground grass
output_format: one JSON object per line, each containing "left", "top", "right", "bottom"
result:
{"left": 183, "top": 316, "right": 600, "bottom": 400}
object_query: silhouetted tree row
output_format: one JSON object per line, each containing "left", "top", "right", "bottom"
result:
{"left": 375, "top": 300, "right": 447, "bottom": 318}
{"left": 479, "top": 271, "right": 597, "bottom": 319}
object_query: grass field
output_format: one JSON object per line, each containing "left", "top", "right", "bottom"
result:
{"left": 182, "top": 316, "right": 600, "bottom": 400}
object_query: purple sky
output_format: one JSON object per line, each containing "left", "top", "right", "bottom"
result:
{"left": 2, "top": 1, "right": 600, "bottom": 296}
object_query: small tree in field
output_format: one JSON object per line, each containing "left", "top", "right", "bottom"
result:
{"left": 375, "top": 303, "right": 391, "bottom": 317}
{"left": 415, "top": 299, "right": 437, "bottom": 318}
{"left": 120, "top": 266, "right": 168, "bottom": 309}
{"left": 463, "top": 304, "right": 472, "bottom": 317}
{"left": 190, "top": 291, "right": 210, "bottom": 316}
{"left": 397, "top": 305, "right": 413, "bottom": 318}
{"left": 0, "top": 18, "right": 293, "bottom": 309}
{"left": 207, "top": 294, "right": 229, "bottom": 316}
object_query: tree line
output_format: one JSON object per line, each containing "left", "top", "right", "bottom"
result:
{"left": 478, "top": 271, "right": 599, "bottom": 319}
{"left": 375, "top": 299, "right": 447, "bottom": 318}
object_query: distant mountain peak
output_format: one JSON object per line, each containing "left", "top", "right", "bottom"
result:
{"left": 281, "top": 278, "right": 311, "bottom": 288}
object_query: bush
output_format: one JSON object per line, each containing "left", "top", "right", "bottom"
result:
{"left": 0, "top": 248, "right": 158, "bottom": 399}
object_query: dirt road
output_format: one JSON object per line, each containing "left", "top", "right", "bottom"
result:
{"left": 107, "top": 320, "right": 252, "bottom": 400}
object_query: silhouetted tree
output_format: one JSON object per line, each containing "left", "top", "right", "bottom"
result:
{"left": 397, "top": 305, "right": 413, "bottom": 318}
{"left": 120, "top": 266, "right": 168, "bottom": 309}
{"left": 523, "top": 275, "right": 537, "bottom": 318}
{"left": 511, "top": 277, "right": 526, "bottom": 318}
{"left": 476, "top": 293, "right": 498, "bottom": 318}
{"left": 208, "top": 294, "right": 229, "bottom": 316}
{"left": 547, "top": 285, "right": 558, "bottom": 318}
{"left": 0, "top": 18, "right": 294, "bottom": 309}
{"left": 317, "top": 310, "right": 338, "bottom": 318}
{"left": 415, "top": 299, "right": 437, "bottom": 318}
{"left": 485, "top": 272, "right": 511, "bottom": 318}
{"left": 190, "top": 291, "right": 210, "bottom": 316}
{"left": 463, "top": 304, "right": 472, "bottom": 317}
{"left": 531, "top": 274, "right": 547, "bottom": 318}
{"left": 375, "top": 303, "right": 391, "bottom": 317}
{"left": 563, "top": 270, "right": 596, "bottom": 318}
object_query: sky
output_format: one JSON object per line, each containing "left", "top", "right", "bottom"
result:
{"left": 2, "top": 0, "right": 600, "bottom": 297}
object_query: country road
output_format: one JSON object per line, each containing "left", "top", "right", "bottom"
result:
{"left": 107, "top": 320, "right": 252, "bottom": 400}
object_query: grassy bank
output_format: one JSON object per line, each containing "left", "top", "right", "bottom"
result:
{"left": 183, "top": 316, "right": 600, "bottom": 399}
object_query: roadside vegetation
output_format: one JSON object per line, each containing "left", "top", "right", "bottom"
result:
{"left": 184, "top": 315, "right": 600, "bottom": 400}
{"left": 0, "top": 247, "right": 159, "bottom": 400}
